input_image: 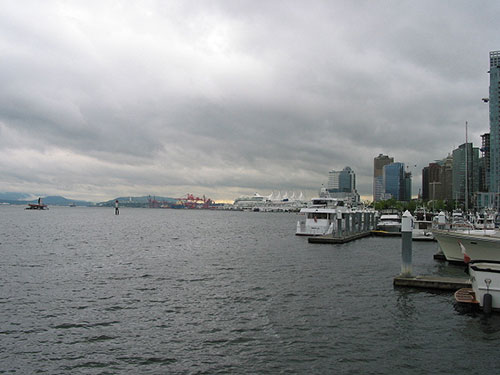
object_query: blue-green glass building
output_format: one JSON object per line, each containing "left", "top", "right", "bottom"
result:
{"left": 383, "top": 162, "right": 405, "bottom": 201}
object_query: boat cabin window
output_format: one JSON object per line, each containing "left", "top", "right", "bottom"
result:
{"left": 307, "top": 213, "right": 328, "bottom": 220}
{"left": 418, "top": 222, "right": 431, "bottom": 229}
{"left": 311, "top": 199, "right": 328, "bottom": 205}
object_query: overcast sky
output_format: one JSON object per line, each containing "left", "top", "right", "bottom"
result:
{"left": 1, "top": 1, "right": 499, "bottom": 202}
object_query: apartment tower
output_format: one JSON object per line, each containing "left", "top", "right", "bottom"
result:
{"left": 373, "top": 154, "right": 393, "bottom": 201}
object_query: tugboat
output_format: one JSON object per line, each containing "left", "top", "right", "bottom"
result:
{"left": 26, "top": 197, "right": 48, "bottom": 210}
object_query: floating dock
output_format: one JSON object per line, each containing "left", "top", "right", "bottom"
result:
{"left": 393, "top": 275, "right": 471, "bottom": 290}
{"left": 308, "top": 231, "right": 372, "bottom": 244}
{"left": 371, "top": 230, "right": 401, "bottom": 237}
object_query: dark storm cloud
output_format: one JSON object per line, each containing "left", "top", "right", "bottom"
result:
{"left": 0, "top": 0, "right": 499, "bottom": 201}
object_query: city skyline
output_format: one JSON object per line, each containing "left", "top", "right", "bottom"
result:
{"left": 0, "top": 2, "right": 499, "bottom": 202}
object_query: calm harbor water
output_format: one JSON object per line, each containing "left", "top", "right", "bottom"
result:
{"left": 1, "top": 206, "right": 500, "bottom": 374}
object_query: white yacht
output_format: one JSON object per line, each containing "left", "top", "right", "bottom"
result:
{"left": 473, "top": 212, "right": 496, "bottom": 230}
{"left": 449, "top": 209, "right": 474, "bottom": 231}
{"left": 296, "top": 198, "right": 376, "bottom": 236}
{"left": 413, "top": 220, "right": 434, "bottom": 241}
{"left": 432, "top": 229, "right": 500, "bottom": 262}
{"left": 412, "top": 208, "right": 434, "bottom": 241}
{"left": 296, "top": 198, "right": 349, "bottom": 236}
{"left": 376, "top": 212, "right": 401, "bottom": 233}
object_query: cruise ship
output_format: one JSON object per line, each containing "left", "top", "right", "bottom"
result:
{"left": 233, "top": 191, "right": 307, "bottom": 212}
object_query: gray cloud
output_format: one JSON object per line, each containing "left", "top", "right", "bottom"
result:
{"left": 0, "top": 0, "right": 499, "bottom": 201}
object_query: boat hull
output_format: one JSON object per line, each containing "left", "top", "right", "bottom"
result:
{"left": 296, "top": 220, "right": 334, "bottom": 236}
{"left": 412, "top": 229, "right": 435, "bottom": 241}
{"left": 432, "top": 229, "right": 500, "bottom": 262}
{"left": 469, "top": 260, "right": 500, "bottom": 310}
{"left": 376, "top": 223, "right": 401, "bottom": 233}
{"left": 25, "top": 204, "right": 48, "bottom": 210}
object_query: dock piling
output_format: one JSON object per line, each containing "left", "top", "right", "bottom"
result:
{"left": 345, "top": 213, "right": 351, "bottom": 235}
{"left": 401, "top": 210, "right": 414, "bottom": 277}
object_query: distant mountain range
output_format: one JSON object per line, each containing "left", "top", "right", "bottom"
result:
{"left": 0, "top": 193, "right": 92, "bottom": 206}
{"left": 0, "top": 192, "right": 177, "bottom": 207}
{"left": 98, "top": 196, "right": 177, "bottom": 207}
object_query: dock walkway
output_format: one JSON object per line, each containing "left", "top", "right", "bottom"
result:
{"left": 308, "top": 231, "right": 372, "bottom": 244}
{"left": 393, "top": 275, "right": 471, "bottom": 290}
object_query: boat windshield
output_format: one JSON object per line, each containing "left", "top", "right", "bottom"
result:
{"left": 307, "top": 213, "right": 328, "bottom": 220}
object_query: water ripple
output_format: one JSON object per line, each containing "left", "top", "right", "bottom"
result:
{"left": 0, "top": 206, "right": 498, "bottom": 374}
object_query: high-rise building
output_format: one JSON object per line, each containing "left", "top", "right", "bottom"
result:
{"left": 477, "top": 132, "right": 495, "bottom": 208}
{"left": 325, "top": 166, "right": 359, "bottom": 203}
{"left": 426, "top": 163, "right": 443, "bottom": 200}
{"left": 421, "top": 155, "right": 453, "bottom": 201}
{"left": 373, "top": 154, "right": 393, "bottom": 201}
{"left": 403, "top": 172, "right": 412, "bottom": 201}
{"left": 489, "top": 51, "right": 500, "bottom": 196}
{"left": 327, "top": 166, "right": 355, "bottom": 192}
{"left": 383, "top": 162, "right": 405, "bottom": 201}
{"left": 452, "top": 143, "right": 479, "bottom": 208}
{"left": 441, "top": 155, "right": 454, "bottom": 201}
{"left": 422, "top": 166, "right": 430, "bottom": 200}
{"left": 481, "top": 133, "right": 490, "bottom": 192}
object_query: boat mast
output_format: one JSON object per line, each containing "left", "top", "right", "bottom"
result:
{"left": 465, "top": 121, "right": 468, "bottom": 212}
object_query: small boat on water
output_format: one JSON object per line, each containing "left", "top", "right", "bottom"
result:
{"left": 26, "top": 204, "right": 48, "bottom": 210}
{"left": 26, "top": 197, "right": 48, "bottom": 210}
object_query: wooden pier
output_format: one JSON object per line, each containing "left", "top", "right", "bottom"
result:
{"left": 308, "top": 231, "right": 372, "bottom": 244}
{"left": 393, "top": 275, "right": 471, "bottom": 290}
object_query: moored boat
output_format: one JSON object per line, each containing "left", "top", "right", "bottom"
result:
{"left": 412, "top": 208, "right": 435, "bottom": 241}
{"left": 468, "top": 260, "right": 500, "bottom": 311}
{"left": 296, "top": 197, "right": 376, "bottom": 236}
{"left": 473, "top": 211, "right": 496, "bottom": 230}
{"left": 413, "top": 219, "right": 435, "bottom": 241}
{"left": 376, "top": 212, "right": 401, "bottom": 233}
{"left": 296, "top": 198, "right": 348, "bottom": 236}
{"left": 432, "top": 229, "right": 500, "bottom": 262}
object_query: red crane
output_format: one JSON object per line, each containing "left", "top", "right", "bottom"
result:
{"left": 177, "top": 193, "right": 214, "bottom": 209}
